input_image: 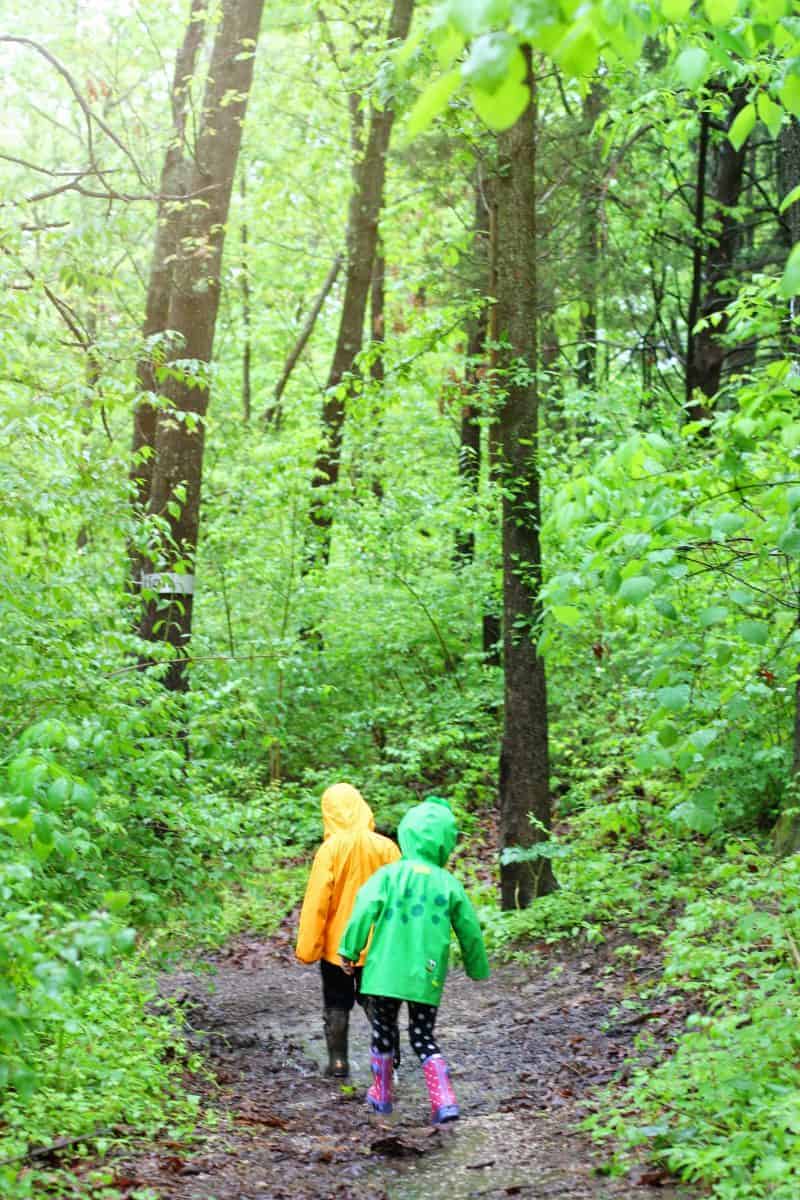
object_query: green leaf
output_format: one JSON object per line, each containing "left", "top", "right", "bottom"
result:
{"left": 71, "top": 783, "right": 96, "bottom": 813}
{"left": 729, "top": 102, "right": 756, "bottom": 150}
{"left": 405, "top": 70, "right": 461, "bottom": 140}
{"left": 662, "top": 0, "right": 692, "bottom": 18}
{"left": 779, "top": 243, "right": 800, "bottom": 298}
{"left": 779, "top": 526, "right": 800, "bottom": 555}
{"left": 33, "top": 813, "right": 54, "bottom": 845}
{"left": 781, "top": 420, "right": 800, "bottom": 448}
{"left": 699, "top": 605, "right": 728, "bottom": 627}
{"left": 687, "top": 726, "right": 719, "bottom": 751}
{"left": 550, "top": 605, "right": 582, "bottom": 627}
{"left": 676, "top": 47, "right": 710, "bottom": 90}
{"left": 653, "top": 596, "right": 679, "bottom": 620}
{"left": 657, "top": 684, "right": 691, "bottom": 712}
{"left": 434, "top": 24, "right": 466, "bottom": 69}
{"left": 604, "top": 566, "right": 622, "bottom": 595}
{"left": 635, "top": 745, "right": 673, "bottom": 770}
{"left": 103, "top": 890, "right": 132, "bottom": 914}
{"left": 462, "top": 33, "right": 522, "bottom": 94}
{"left": 716, "top": 511, "right": 745, "bottom": 534}
{"left": 471, "top": 75, "right": 530, "bottom": 131}
{"left": 736, "top": 619, "right": 769, "bottom": 646}
{"left": 44, "top": 776, "right": 72, "bottom": 813}
{"left": 669, "top": 797, "right": 718, "bottom": 834}
{"left": 704, "top": 0, "right": 738, "bottom": 24}
{"left": 618, "top": 575, "right": 656, "bottom": 605}
{"left": 780, "top": 73, "right": 800, "bottom": 118}
{"left": 555, "top": 27, "right": 599, "bottom": 77}
{"left": 780, "top": 183, "right": 800, "bottom": 213}
{"left": 449, "top": 0, "right": 511, "bottom": 36}
{"left": 658, "top": 721, "right": 680, "bottom": 747}
{"left": 757, "top": 91, "right": 783, "bottom": 137}
{"left": 6, "top": 794, "right": 31, "bottom": 818}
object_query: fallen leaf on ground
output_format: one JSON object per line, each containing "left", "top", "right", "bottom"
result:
{"left": 369, "top": 1134, "right": 426, "bottom": 1158}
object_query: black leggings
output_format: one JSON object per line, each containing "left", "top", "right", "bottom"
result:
{"left": 320, "top": 959, "right": 362, "bottom": 1010}
{"left": 369, "top": 996, "right": 439, "bottom": 1061}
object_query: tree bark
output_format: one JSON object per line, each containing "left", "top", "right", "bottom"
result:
{"left": 136, "top": 0, "right": 265, "bottom": 691}
{"left": 495, "top": 56, "right": 557, "bottom": 908}
{"left": 307, "top": 0, "right": 414, "bottom": 565}
{"left": 686, "top": 88, "right": 748, "bottom": 418}
{"left": 131, "top": 0, "right": 207, "bottom": 515}
{"left": 456, "top": 169, "right": 490, "bottom": 565}
{"left": 576, "top": 82, "right": 603, "bottom": 389}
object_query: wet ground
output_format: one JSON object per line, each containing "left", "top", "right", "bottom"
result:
{"left": 109, "top": 928, "right": 696, "bottom": 1200}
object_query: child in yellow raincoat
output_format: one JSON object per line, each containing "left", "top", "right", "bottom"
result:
{"left": 295, "top": 783, "right": 400, "bottom": 1077}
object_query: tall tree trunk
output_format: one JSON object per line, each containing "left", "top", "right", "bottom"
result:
{"left": 136, "top": 0, "right": 265, "bottom": 691}
{"left": 456, "top": 169, "right": 490, "bottom": 565}
{"left": 686, "top": 88, "right": 748, "bottom": 419}
{"left": 131, "top": 0, "right": 207, "bottom": 516}
{"left": 307, "top": 0, "right": 414, "bottom": 565}
{"left": 576, "top": 82, "right": 603, "bottom": 389}
{"left": 495, "top": 56, "right": 556, "bottom": 908}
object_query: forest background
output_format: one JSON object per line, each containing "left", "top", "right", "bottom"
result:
{"left": 4, "top": 0, "right": 800, "bottom": 1196}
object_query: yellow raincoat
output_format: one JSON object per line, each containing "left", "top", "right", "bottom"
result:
{"left": 295, "top": 783, "right": 400, "bottom": 966}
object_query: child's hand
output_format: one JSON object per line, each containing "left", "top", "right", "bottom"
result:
{"left": 340, "top": 957, "right": 356, "bottom": 975}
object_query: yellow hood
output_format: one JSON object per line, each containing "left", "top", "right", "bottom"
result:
{"left": 321, "top": 783, "right": 375, "bottom": 839}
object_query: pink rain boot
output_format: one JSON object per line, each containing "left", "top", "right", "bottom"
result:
{"left": 366, "top": 1051, "right": 394, "bottom": 1115}
{"left": 422, "top": 1054, "right": 459, "bottom": 1125}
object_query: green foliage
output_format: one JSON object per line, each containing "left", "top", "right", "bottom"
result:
{"left": 584, "top": 848, "right": 800, "bottom": 1199}
{"left": 0, "top": 961, "right": 199, "bottom": 1200}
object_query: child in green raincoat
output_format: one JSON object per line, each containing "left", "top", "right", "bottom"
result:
{"left": 339, "top": 795, "right": 489, "bottom": 1125}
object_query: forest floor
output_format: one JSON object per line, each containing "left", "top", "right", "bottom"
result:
{"left": 98, "top": 917, "right": 698, "bottom": 1200}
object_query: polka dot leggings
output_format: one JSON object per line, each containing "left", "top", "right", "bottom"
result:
{"left": 369, "top": 996, "right": 439, "bottom": 1061}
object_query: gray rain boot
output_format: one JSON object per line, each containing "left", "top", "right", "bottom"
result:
{"left": 323, "top": 1007, "right": 349, "bottom": 1077}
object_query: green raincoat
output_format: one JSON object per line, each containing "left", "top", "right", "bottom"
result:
{"left": 338, "top": 797, "right": 489, "bottom": 1006}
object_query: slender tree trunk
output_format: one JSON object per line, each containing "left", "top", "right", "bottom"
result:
{"left": 482, "top": 178, "right": 502, "bottom": 665}
{"left": 456, "top": 169, "right": 490, "bottom": 565}
{"left": 495, "top": 56, "right": 556, "bottom": 908}
{"left": 266, "top": 253, "right": 343, "bottom": 425}
{"left": 136, "top": 0, "right": 266, "bottom": 691}
{"left": 685, "top": 107, "right": 710, "bottom": 422}
{"left": 131, "top": 0, "right": 207, "bottom": 516}
{"left": 779, "top": 117, "right": 800, "bottom": 248}
{"left": 576, "top": 82, "right": 603, "bottom": 389}
{"left": 686, "top": 89, "right": 748, "bottom": 418}
{"left": 307, "top": 0, "right": 414, "bottom": 565}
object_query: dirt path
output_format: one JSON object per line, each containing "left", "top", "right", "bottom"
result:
{"left": 111, "top": 928, "right": 694, "bottom": 1200}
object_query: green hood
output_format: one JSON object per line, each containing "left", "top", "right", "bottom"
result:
{"left": 398, "top": 797, "right": 457, "bottom": 867}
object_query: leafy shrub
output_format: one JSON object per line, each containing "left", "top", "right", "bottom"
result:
{"left": 585, "top": 847, "right": 800, "bottom": 1199}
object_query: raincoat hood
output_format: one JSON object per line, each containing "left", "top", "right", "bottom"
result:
{"left": 398, "top": 796, "right": 457, "bottom": 866}
{"left": 321, "top": 783, "right": 375, "bottom": 840}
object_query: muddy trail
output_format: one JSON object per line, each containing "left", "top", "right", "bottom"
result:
{"left": 108, "top": 924, "right": 696, "bottom": 1200}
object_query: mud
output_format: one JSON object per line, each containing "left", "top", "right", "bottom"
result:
{"left": 111, "top": 929, "right": 696, "bottom": 1200}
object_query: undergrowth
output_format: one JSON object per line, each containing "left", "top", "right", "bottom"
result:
{"left": 486, "top": 749, "right": 800, "bottom": 1200}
